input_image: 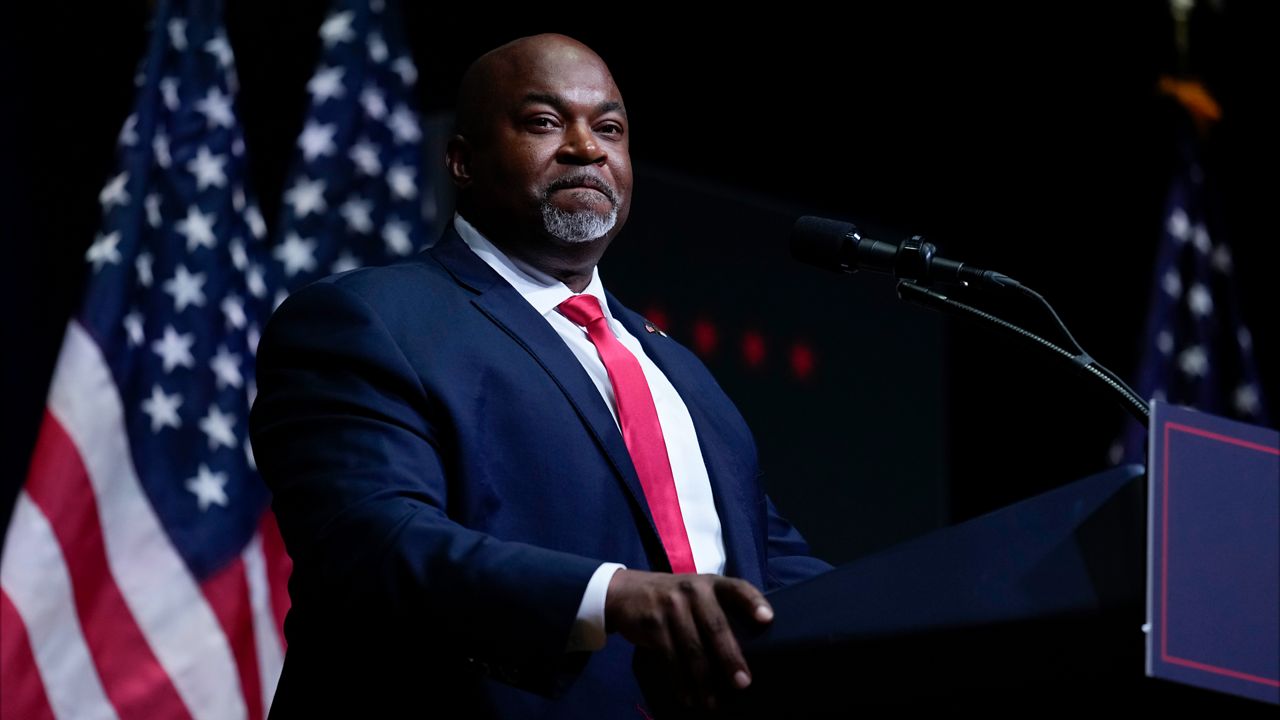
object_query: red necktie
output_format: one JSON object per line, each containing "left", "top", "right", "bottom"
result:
{"left": 557, "top": 294, "right": 697, "bottom": 574}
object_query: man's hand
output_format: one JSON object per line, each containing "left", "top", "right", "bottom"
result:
{"left": 605, "top": 569, "right": 773, "bottom": 711}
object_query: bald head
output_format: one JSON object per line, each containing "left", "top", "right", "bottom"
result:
{"left": 455, "top": 34, "right": 624, "bottom": 142}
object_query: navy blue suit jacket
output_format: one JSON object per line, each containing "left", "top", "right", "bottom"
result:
{"left": 249, "top": 227, "right": 831, "bottom": 718}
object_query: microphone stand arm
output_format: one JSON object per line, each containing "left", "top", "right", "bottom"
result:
{"left": 896, "top": 281, "right": 1150, "bottom": 426}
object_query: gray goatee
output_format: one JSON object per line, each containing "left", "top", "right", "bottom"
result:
{"left": 539, "top": 173, "right": 619, "bottom": 244}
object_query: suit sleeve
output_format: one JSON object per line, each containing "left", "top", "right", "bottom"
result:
{"left": 761, "top": 495, "right": 833, "bottom": 590}
{"left": 248, "top": 280, "right": 600, "bottom": 692}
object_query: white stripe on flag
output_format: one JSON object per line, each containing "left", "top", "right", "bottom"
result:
{"left": 48, "top": 322, "right": 247, "bottom": 720}
{"left": 1, "top": 493, "right": 119, "bottom": 720}
{"left": 243, "top": 534, "right": 285, "bottom": 716}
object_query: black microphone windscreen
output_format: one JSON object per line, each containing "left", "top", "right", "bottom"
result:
{"left": 790, "top": 216, "right": 856, "bottom": 272}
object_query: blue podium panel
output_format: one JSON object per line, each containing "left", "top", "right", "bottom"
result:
{"left": 1147, "top": 401, "right": 1279, "bottom": 705}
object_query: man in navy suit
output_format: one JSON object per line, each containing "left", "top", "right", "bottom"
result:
{"left": 249, "top": 33, "right": 830, "bottom": 718}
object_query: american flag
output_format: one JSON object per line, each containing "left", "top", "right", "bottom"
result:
{"left": 1115, "top": 119, "right": 1270, "bottom": 464}
{"left": 0, "top": 2, "right": 290, "bottom": 718}
{"left": 0, "top": 0, "right": 435, "bottom": 714}
{"left": 273, "top": 0, "right": 434, "bottom": 285}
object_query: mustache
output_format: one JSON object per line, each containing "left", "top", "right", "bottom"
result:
{"left": 544, "top": 172, "right": 618, "bottom": 204}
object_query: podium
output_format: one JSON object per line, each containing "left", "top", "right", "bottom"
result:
{"left": 733, "top": 464, "right": 1150, "bottom": 711}
{"left": 638, "top": 460, "right": 1275, "bottom": 714}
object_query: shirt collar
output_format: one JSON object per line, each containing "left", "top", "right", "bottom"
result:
{"left": 453, "top": 213, "right": 612, "bottom": 320}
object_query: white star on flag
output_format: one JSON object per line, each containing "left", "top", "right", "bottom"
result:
{"left": 319, "top": 11, "right": 355, "bottom": 47}
{"left": 210, "top": 346, "right": 244, "bottom": 389}
{"left": 99, "top": 172, "right": 130, "bottom": 211}
{"left": 152, "top": 325, "right": 197, "bottom": 373}
{"left": 123, "top": 310, "right": 146, "bottom": 346}
{"left": 221, "top": 294, "right": 247, "bottom": 330}
{"left": 391, "top": 57, "right": 417, "bottom": 86}
{"left": 162, "top": 265, "right": 208, "bottom": 312}
{"left": 284, "top": 177, "right": 328, "bottom": 218}
{"left": 349, "top": 140, "right": 381, "bottom": 176}
{"left": 307, "top": 66, "right": 346, "bottom": 103}
{"left": 331, "top": 252, "right": 362, "bottom": 274}
{"left": 159, "top": 77, "right": 180, "bottom": 111}
{"left": 1161, "top": 269, "right": 1182, "bottom": 299}
{"left": 245, "top": 206, "right": 267, "bottom": 240}
{"left": 153, "top": 132, "right": 172, "bottom": 168}
{"left": 1156, "top": 330, "right": 1174, "bottom": 356}
{"left": 199, "top": 405, "right": 238, "bottom": 451}
{"left": 360, "top": 86, "right": 387, "bottom": 120}
{"left": 229, "top": 239, "right": 248, "bottom": 270}
{"left": 298, "top": 121, "right": 338, "bottom": 162}
{"left": 387, "top": 105, "right": 421, "bottom": 144}
{"left": 1186, "top": 283, "right": 1213, "bottom": 317}
{"left": 140, "top": 385, "right": 183, "bottom": 432}
{"left": 247, "top": 264, "right": 267, "bottom": 298}
{"left": 1192, "top": 224, "right": 1211, "bottom": 254}
{"left": 204, "top": 34, "right": 234, "bottom": 68}
{"left": 275, "top": 233, "right": 318, "bottom": 276}
{"left": 168, "top": 18, "right": 187, "bottom": 50}
{"left": 1233, "top": 384, "right": 1261, "bottom": 416}
{"left": 1167, "top": 208, "right": 1191, "bottom": 243}
{"left": 86, "top": 232, "right": 122, "bottom": 271}
{"left": 185, "top": 464, "right": 230, "bottom": 511}
{"left": 1211, "top": 245, "right": 1232, "bottom": 272}
{"left": 340, "top": 198, "right": 374, "bottom": 234}
{"left": 382, "top": 219, "right": 413, "bottom": 256}
{"left": 135, "top": 251, "right": 154, "bottom": 286}
{"left": 176, "top": 205, "right": 218, "bottom": 251}
{"left": 187, "top": 146, "right": 229, "bottom": 191}
{"left": 119, "top": 114, "right": 138, "bottom": 146}
{"left": 367, "top": 32, "right": 388, "bottom": 62}
{"left": 1177, "top": 345, "right": 1209, "bottom": 378}
{"left": 145, "top": 193, "right": 163, "bottom": 227}
{"left": 195, "top": 87, "right": 235, "bottom": 129}
{"left": 386, "top": 164, "right": 417, "bottom": 200}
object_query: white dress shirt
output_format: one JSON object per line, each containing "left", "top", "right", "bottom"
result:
{"left": 453, "top": 214, "right": 727, "bottom": 651}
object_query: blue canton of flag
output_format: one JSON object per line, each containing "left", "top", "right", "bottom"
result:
{"left": 273, "top": 0, "right": 434, "bottom": 289}
{"left": 1115, "top": 120, "right": 1271, "bottom": 464}
{"left": 1, "top": 2, "right": 291, "bottom": 718}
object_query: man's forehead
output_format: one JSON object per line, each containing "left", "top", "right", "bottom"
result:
{"left": 457, "top": 35, "right": 625, "bottom": 134}
{"left": 515, "top": 87, "right": 626, "bottom": 115}
{"left": 504, "top": 57, "right": 622, "bottom": 108}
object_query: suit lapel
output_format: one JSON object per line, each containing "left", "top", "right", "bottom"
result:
{"left": 606, "top": 294, "right": 765, "bottom": 587}
{"left": 430, "top": 230, "right": 668, "bottom": 568}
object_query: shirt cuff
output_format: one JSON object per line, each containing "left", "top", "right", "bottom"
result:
{"left": 566, "top": 562, "right": 626, "bottom": 652}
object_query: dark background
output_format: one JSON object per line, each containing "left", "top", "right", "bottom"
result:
{"left": 5, "top": 0, "right": 1276, "bottom": 611}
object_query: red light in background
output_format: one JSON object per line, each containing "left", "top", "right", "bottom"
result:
{"left": 741, "top": 330, "right": 766, "bottom": 368}
{"left": 644, "top": 306, "right": 669, "bottom": 332}
{"left": 789, "top": 342, "right": 815, "bottom": 380}
{"left": 693, "top": 319, "right": 718, "bottom": 357}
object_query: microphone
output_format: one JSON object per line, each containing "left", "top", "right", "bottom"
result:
{"left": 789, "top": 216, "right": 1018, "bottom": 289}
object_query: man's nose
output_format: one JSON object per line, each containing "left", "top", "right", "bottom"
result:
{"left": 558, "top": 122, "right": 606, "bottom": 165}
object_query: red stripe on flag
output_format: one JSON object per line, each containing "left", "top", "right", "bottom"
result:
{"left": 201, "top": 557, "right": 264, "bottom": 720}
{"left": 258, "top": 510, "right": 292, "bottom": 647}
{"left": 24, "top": 411, "right": 193, "bottom": 720}
{"left": 0, "top": 588, "right": 57, "bottom": 720}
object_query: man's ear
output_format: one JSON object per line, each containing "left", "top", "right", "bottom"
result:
{"left": 446, "top": 134, "right": 472, "bottom": 189}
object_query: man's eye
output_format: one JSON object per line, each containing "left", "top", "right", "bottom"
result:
{"left": 597, "top": 123, "right": 624, "bottom": 136}
{"left": 528, "top": 117, "right": 558, "bottom": 129}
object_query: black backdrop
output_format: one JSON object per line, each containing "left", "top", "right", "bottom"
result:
{"left": 5, "top": 3, "right": 1277, "bottom": 584}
